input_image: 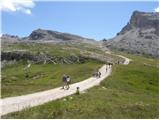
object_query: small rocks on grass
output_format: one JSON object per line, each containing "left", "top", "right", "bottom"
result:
{"left": 69, "top": 97, "right": 73, "bottom": 100}
{"left": 102, "top": 86, "right": 107, "bottom": 89}
{"left": 63, "top": 98, "right": 67, "bottom": 101}
{"left": 11, "top": 76, "right": 17, "bottom": 80}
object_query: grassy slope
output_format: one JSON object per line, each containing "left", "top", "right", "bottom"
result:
{"left": 2, "top": 60, "right": 103, "bottom": 98}
{"left": 2, "top": 42, "right": 104, "bottom": 56}
{"left": 2, "top": 42, "right": 123, "bottom": 62}
{"left": 1, "top": 42, "right": 113, "bottom": 98}
{"left": 2, "top": 43, "right": 80, "bottom": 56}
{"left": 2, "top": 53, "right": 158, "bottom": 119}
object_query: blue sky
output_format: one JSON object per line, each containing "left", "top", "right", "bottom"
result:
{"left": 1, "top": 1, "right": 159, "bottom": 40}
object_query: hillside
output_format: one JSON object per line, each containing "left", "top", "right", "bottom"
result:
{"left": 1, "top": 28, "right": 97, "bottom": 45}
{"left": 1, "top": 29, "right": 124, "bottom": 68}
{"left": 103, "top": 11, "right": 159, "bottom": 57}
{"left": 1, "top": 29, "right": 124, "bottom": 98}
{"left": 2, "top": 53, "right": 158, "bottom": 119}
{"left": 27, "top": 29, "right": 90, "bottom": 42}
{"left": 1, "top": 10, "right": 159, "bottom": 119}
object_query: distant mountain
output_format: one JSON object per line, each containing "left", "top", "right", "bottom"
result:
{"left": 1, "top": 28, "right": 97, "bottom": 45}
{"left": 27, "top": 29, "right": 85, "bottom": 41}
{"left": 103, "top": 11, "right": 159, "bottom": 57}
{"left": 1, "top": 34, "right": 20, "bottom": 43}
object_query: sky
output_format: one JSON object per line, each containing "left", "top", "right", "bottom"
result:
{"left": 1, "top": 0, "right": 159, "bottom": 40}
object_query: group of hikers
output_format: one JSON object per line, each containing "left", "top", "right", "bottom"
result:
{"left": 62, "top": 74, "right": 71, "bottom": 90}
{"left": 108, "top": 63, "right": 113, "bottom": 68}
{"left": 92, "top": 69, "right": 101, "bottom": 78}
{"left": 61, "top": 63, "right": 113, "bottom": 90}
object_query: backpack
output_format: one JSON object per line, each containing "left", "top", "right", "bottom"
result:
{"left": 67, "top": 77, "right": 70, "bottom": 82}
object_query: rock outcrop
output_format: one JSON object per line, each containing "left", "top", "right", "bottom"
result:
{"left": 1, "top": 51, "right": 89, "bottom": 65}
{"left": 1, "top": 29, "right": 97, "bottom": 45}
{"left": 27, "top": 29, "right": 85, "bottom": 41}
{"left": 103, "top": 11, "right": 159, "bottom": 57}
{"left": 1, "top": 34, "right": 20, "bottom": 43}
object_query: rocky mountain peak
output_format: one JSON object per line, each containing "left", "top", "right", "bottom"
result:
{"left": 104, "top": 11, "right": 159, "bottom": 57}
{"left": 118, "top": 11, "right": 159, "bottom": 35}
{"left": 1, "top": 34, "right": 20, "bottom": 43}
{"left": 1, "top": 34, "right": 19, "bottom": 39}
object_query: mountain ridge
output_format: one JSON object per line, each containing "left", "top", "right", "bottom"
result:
{"left": 103, "top": 10, "right": 159, "bottom": 57}
{"left": 1, "top": 28, "right": 96, "bottom": 41}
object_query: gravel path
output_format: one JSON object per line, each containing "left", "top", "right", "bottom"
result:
{"left": 0, "top": 55, "right": 130, "bottom": 116}
{"left": 116, "top": 54, "right": 131, "bottom": 65}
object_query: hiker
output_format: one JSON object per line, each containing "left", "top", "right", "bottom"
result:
{"left": 111, "top": 63, "right": 113, "bottom": 67}
{"left": 106, "top": 64, "right": 108, "bottom": 72}
{"left": 109, "top": 63, "right": 113, "bottom": 68}
{"left": 66, "top": 75, "right": 71, "bottom": 90}
{"left": 76, "top": 87, "right": 80, "bottom": 95}
{"left": 98, "top": 71, "right": 101, "bottom": 78}
{"left": 108, "top": 63, "right": 110, "bottom": 68}
{"left": 62, "top": 74, "right": 67, "bottom": 89}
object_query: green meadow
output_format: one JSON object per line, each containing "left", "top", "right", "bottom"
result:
{"left": 2, "top": 53, "right": 158, "bottom": 119}
{"left": 2, "top": 60, "right": 103, "bottom": 98}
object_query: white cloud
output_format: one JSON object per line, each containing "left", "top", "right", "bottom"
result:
{"left": 154, "top": 6, "right": 159, "bottom": 12}
{"left": 25, "top": 9, "right": 31, "bottom": 15}
{"left": 0, "top": 0, "right": 35, "bottom": 15}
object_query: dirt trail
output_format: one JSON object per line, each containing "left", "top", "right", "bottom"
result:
{"left": 116, "top": 54, "right": 131, "bottom": 65}
{"left": 0, "top": 54, "right": 130, "bottom": 116}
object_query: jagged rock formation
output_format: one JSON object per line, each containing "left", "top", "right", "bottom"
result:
{"left": 103, "top": 11, "right": 159, "bottom": 57}
{"left": 1, "top": 34, "right": 20, "bottom": 43}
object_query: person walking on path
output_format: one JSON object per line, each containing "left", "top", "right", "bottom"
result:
{"left": 62, "top": 74, "right": 67, "bottom": 89}
{"left": 108, "top": 63, "right": 110, "bottom": 68}
{"left": 66, "top": 75, "right": 71, "bottom": 90}
{"left": 96, "top": 69, "right": 99, "bottom": 78}
{"left": 98, "top": 71, "right": 101, "bottom": 78}
{"left": 111, "top": 63, "right": 113, "bottom": 68}
{"left": 108, "top": 63, "right": 113, "bottom": 68}
{"left": 106, "top": 64, "right": 108, "bottom": 72}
